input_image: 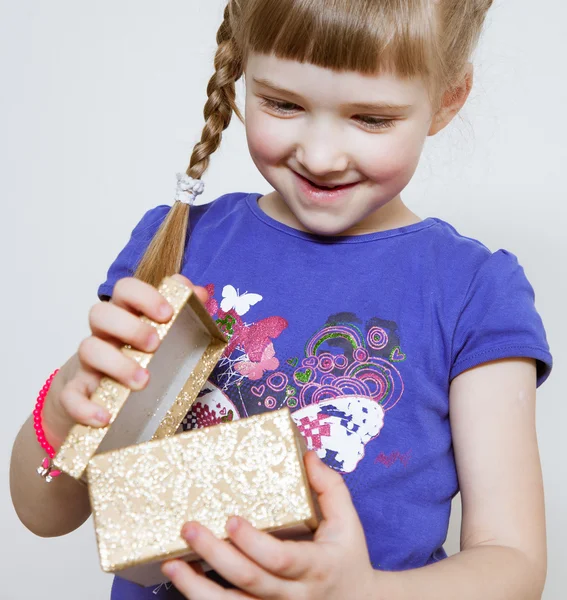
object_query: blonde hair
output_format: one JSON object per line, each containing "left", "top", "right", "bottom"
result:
{"left": 134, "top": 0, "right": 492, "bottom": 287}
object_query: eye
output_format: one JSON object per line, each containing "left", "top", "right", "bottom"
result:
{"left": 260, "top": 97, "right": 301, "bottom": 114}
{"left": 355, "top": 116, "right": 395, "bottom": 131}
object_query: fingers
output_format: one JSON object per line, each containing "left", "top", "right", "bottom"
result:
{"left": 110, "top": 276, "right": 208, "bottom": 317}
{"left": 170, "top": 274, "right": 209, "bottom": 305}
{"left": 89, "top": 302, "right": 161, "bottom": 353}
{"left": 178, "top": 522, "right": 289, "bottom": 599}
{"left": 59, "top": 276, "right": 207, "bottom": 421}
{"left": 49, "top": 276, "right": 209, "bottom": 436}
{"left": 59, "top": 375, "right": 110, "bottom": 427}
{"left": 86, "top": 275, "right": 208, "bottom": 390}
{"left": 226, "top": 516, "right": 314, "bottom": 581}
{"left": 78, "top": 336, "right": 149, "bottom": 390}
{"left": 304, "top": 451, "right": 361, "bottom": 534}
{"left": 161, "top": 560, "right": 252, "bottom": 600}
{"left": 110, "top": 278, "right": 174, "bottom": 322}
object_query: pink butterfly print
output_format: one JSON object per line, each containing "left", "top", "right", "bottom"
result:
{"left": 204, "top": 283, "right": 219, "bottom": 316}
{"left": 235, "top": 342, "right": 280, "bottom": 380}
{"left": 240, "top": 316, "right": 288, "bottom": 361}
{"left": 220, "top": 309, "right": 287, "bottom": 362}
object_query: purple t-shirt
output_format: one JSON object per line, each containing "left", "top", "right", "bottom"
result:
{"left": 99, "top": 192, "right": 552, "bottom": 599}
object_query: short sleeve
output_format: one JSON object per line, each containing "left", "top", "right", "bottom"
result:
{"left": 450, "top": 249, "right": 552, "bottom": 387}
{"left": 97, "top": 205, "right": 171, "bottom": 301}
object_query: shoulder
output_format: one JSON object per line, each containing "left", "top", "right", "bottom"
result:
{"left": 425, "top": 217, "right": 538, "bottom": 320}
{"left": 126, "top": 191, "right": 256, "bottom": 249}
{"left": 192, "top": 191, "right": 254, "bottom": 218}
{"left": 426, "top": 218, "right": 491, "bottom": 261}
{"left": 430, "top": 220, "right": 552, "bottom": 386}
{"left": 97, "top": 192, "right": 255, "bottom": 300}
{"left": 192, "top": 190, "right": 255, "bottom": 222}
{"left": 139, "top": 191, "right": 253, "bottom": 227}
{"left": 424, "top": 218, "right": 524, "bottom": 285}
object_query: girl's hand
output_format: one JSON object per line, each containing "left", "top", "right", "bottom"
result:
{"left": 43, "top": 275, "right": 208, "bottom": 446}
{"left": 162, "top": 451, "right": 378, "bottom": 600}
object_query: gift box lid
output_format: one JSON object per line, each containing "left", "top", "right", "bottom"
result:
{"left": 87, "top": 407, "right": 319, "bottom": 586}
{"left": 53, "top": 276, "right": 227, "bottom": 481}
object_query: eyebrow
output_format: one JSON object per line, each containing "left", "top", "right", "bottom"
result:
{"left": 252, "top": 77, "right": 412, "bottom": 112}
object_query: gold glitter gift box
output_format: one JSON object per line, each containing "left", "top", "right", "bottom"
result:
{"left": 53, "top": 276, "right": 227, "bottom": 482}
{"left": 87, "top": 408, "right": 320, "bottom": 586}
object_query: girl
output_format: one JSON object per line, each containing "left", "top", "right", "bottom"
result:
{"left": 10, "top": 0, "right": 553, "bottom": 599}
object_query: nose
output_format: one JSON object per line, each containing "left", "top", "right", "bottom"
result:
{"left": 295, "top": 120, "right": 350, "bottom": 177}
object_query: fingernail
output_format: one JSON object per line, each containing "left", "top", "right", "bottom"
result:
{"left": 132, "top": 368, "right": 149, "bottom": 387}
{"left": 309, "top": 450, "right": 323, "bottom": 464}
{"left": 159, "top": 302, "right": 172, "bottom": 319}
{"left": 226, "top": 516, "right": 240, "bottom": 534}
{"left": 92, "top": 408, "right": 109, "bottom": 426}
{"left": 147, "top": 332, "right": 160, "bottom": 351}
{"left": 162, "top": 561, "right": 178, "bottom": 577}
{"left": 182, "top": 523, "right": 198, "bottom": 541}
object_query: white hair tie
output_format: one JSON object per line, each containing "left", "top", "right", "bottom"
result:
{"left": 175, "top": 173, "right": 205, "bottom": 206}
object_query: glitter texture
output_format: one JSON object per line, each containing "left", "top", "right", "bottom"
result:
{"left": 87, "top": 409, "right": 319, "bottom": 577}
{"left": 53, "top": 277, "right": 227, "bottom": 480}
{"left": 152, "top": 340, "right": 226, "bottom": 439}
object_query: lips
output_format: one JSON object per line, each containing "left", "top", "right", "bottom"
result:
{"left": 293, "top": 170, "right": 360, "bottom": 203}
{"left": 309, "top": 179, "right": 342, "bottom": 189}
{"left": 295, "top": 172, "right": 358, "bottom": 191}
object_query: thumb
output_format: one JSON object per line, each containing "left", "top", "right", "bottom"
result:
{"left": 170, "top": 274, "right": 209, "bottom": 305}
{"left": 305, "top": 451, "right": 359, "bottom": 529}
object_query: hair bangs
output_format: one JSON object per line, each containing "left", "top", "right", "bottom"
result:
{"left": 238, "top": 0, "right": 439, "bottom": 80}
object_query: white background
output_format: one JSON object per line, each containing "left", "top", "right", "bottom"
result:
{"left": 1, "top": 0, "right": 565, "bottom": 598}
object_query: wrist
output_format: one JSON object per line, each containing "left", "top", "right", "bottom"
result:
{"left": 34, "top": 369, "right": 74, "bottom": 483}
{"left": 370, "top": 567, "right": 404, "bottom": 600}
{"left": 41, "top": 396, "right": 72, "bottom": 452}
{"left": 39, "top": 372, "right": 76, "bottom": 452}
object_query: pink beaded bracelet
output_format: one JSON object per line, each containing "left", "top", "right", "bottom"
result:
{"left": 35, "top": 369, "right": 62, "bottom": 483}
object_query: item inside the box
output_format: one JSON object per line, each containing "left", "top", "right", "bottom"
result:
{"left": 87, "top": 408, "right": 320, "bottom": 587}
{"left": 53, "top": 277, "right": 227, "bottom": 481}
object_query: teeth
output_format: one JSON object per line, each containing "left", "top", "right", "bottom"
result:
{"left": 299, "top": 173, "right": 347, "bottom": 189}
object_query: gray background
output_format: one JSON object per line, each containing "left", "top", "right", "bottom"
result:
{"left": 1, "top": 1, "right": 565, "bottom": 598}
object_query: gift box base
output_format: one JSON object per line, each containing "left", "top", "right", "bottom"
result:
{"left": 87, "top": 408, "right": 320, "bottom": 586}
{"left": 117, "top": 525, "right": 315, "bottom": 587}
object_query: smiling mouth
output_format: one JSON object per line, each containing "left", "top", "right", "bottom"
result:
{"left": 295, "top": 172, "right": 358, "bottom": 190}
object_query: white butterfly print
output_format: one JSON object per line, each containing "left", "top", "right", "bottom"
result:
{"left": 220, "top": 285, "right": 263, "bottom": 316}
{"left": 292, "top": 396, "right": 385, "bottom": 473}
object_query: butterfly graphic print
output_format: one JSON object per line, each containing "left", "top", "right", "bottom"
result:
{"left": 220, "top": 284, "right": 263, "bottom": 316}
{"left": 180, "top": 284, "right": 406, "bottom": 474}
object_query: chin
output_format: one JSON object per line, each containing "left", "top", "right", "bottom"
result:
{"left": 296, "top": 214, "right": 356, "bottom": 237}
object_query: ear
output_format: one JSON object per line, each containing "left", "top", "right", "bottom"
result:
{"left": 428, "top": 63, "right": 473, "bottom": 136}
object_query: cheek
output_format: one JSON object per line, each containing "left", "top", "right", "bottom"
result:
{"left": 245, "top": 111, "right": 294, "bottom": 165}
{"left": 359, "top": 125, "right": 427, "bottom": 184}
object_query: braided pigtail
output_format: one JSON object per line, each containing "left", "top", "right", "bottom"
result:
{"left": 134, "top": 2, "right": 244, "bottom": 288}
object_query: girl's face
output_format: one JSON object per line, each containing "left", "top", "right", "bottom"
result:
{"left": 244, "top": 52, "right": 439, "bottom": 236}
